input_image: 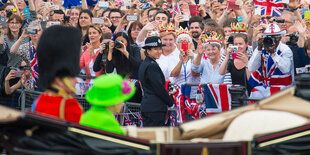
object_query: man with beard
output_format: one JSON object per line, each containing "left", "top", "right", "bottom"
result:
{"left": 189, "top": 16, "right": 204, "bottom": 49}
{"left": 248, "top": 23, "right": 293, "bottom": 99}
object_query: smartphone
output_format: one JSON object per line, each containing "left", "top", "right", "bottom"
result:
{"left": 231, "top": 46, "right": 238, "bottom": 59}
{"left": 14, "top": 70, "right": 24, "bottom": 77}
{"left": 126, "top": 15, "right": 138, "bottom": 21}
{"left": 181, "top": 41, "right": 188, "bottom": 54}
{"left": 227, "top": 0, "right": 239, "bottom": 10}
{"left": 92, "top": 17, "right": 105, "bottom": 24}
{"left": 296, "top": 67, "right": 310, "bottom": 74}
{"left": 181, "top": 15, "right": 190, "bottom": 21}
{"left": 43, "top": 2, "right": 51, "bottom": 7}
{"left": 23, "top": 7, "right": 30, "bottom": 19}
{"left": 26, "top": 28, "right": 38, "bottom": 34}
{"left": 98, "top": 1, "right": 109, "bottom": 7}
{"left": 237, "top": 16, "right": 243, "bottom": 23}
{"left": 50, "top": 21, "right": 61, "bottom": 25}
{"left": 305, "top": 11, "right": 310, "bottom": 19}
{"left": 0, "top": 16, "right": 6, "bottom": 28}
{"left": 54, "top": 5, "right": 60, "bottom": 10}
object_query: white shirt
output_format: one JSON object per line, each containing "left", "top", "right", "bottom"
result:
{"left": 248, "top": 42, "right": 293, "bottom": 75}
{"left": 192, "top": 58, "right": 224, "bottom": 84}
{"left": 156, "top": 47, "right": 180, "bottom": 82}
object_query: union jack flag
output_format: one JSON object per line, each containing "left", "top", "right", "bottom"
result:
{"left": 201, "top": 84, "right": 232, "bottom": 114}
{"left": 128, "top": 79, "right": 144, "bottom": 96}
{"left": 255, "top": 0, "right": 284, "bottom": 17}
{"left": 135, "top": 112, "right": 143, "bottom": 127}
{"left": 123, "top": 114, "right": 136, "bottom": 126}
{"left": 172, "top": 3, "right": 182, "bottom": 16}
{"left": 30, "top": 44, "right": 39, "bottom": 88}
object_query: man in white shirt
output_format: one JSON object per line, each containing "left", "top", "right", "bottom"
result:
{"left": 248, "top": 23, "right": 293, "bottom": 99}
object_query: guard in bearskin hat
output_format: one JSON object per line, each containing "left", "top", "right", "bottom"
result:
{"left": 32, "top": 25, "right": 83, "bottom": 123}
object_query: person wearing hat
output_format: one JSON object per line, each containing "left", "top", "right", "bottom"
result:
{"left": 248, "top": 23, "right": 294, "bottom": 99}
{"left": 33, "top": 26, "right": 83, "bottom": 123}
{"left": 139, "top": 36, "right": 174, "bottom": 127}
{"left": 80, "top": 74, "right": 135, "bottom": 135}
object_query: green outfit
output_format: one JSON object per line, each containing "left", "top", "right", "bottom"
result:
{"left": 80, "top": 106, "right": 125, "bottom": 135}
{"left": 79, "top": 74, "right": 135, "bottom": 135}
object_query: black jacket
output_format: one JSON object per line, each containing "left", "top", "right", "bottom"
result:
{"left": 106, "top": 45, "right": 141, "bottom": 79}
{"left": 138, "top": 56, "right": 174, "bottom": 113}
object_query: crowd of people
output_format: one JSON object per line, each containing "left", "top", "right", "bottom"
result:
{"left": 0, "top": 0, "right": 309, "bottom": 126}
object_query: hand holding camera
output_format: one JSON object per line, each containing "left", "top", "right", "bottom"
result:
{"left": 108, "top": 41, "right": 115, "bottom": 52}
{"left": 257, "top": 37, "right": 264, "bottom": 51}
{"left": 21, "top": 28, "right": 30, "bottom": 40}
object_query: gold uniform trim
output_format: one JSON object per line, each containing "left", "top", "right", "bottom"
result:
{"left": 259, "top": 130, "right": 310, "bottom": 148}
{"left": 68, "top": 127, "right": 150, "bottom": 150}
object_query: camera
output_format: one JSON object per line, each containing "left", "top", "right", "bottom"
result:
{"left": 26, "top": 28, "right": 37, "bottom": 34}
{"left": 288, "top": 32, "right": 299, "bottom": 45}
{"left": 114, "top": 40, "right": 122, "bottom": 48}
{"left": 228, "top": 36, "right": 234, "bottom": 45}
{"left": 104, "top": 42, "right": 110, "bottom": 50}
{"left": 64, "top": 16, "right": 70, "bottom": 23}
{"left": 263, "top": 35, "right": 279, "bottom": 48}
{"left": 272, "top": 18, "right": 285, "bottom": 23}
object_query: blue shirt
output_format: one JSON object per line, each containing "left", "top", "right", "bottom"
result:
{"left": 296, "top": 46, "right": 310, "bottom": 67}
{"left": 192, "top": 58, "right": 224, "bottom": 84}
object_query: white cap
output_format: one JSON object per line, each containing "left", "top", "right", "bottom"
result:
{"left": 261, "top": 23, "right": 286, "bottom": 36}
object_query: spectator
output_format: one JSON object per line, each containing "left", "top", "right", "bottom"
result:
{"left": 108, "top": 9, "right": 124, "bottom": 32}
{"left": 219, "top": 33, "right": 252, "bottom": 94}
{"left": 154, "top": 10, "right": 170, "bottom": 26}
{"left": 156, "top": 24, "right": 180, "bottom": 80}
{"left": 278, "top": 11, "right": 294, "bottom": 31}
{"left": 147, "top": 8, "right": 160, "bottom": 22}
{"left": 10, "top": 21, "right": 43, "bottom": 89}
{"left": 4, "top": 61, "right": 30, "bottom": 95}
{"left": 248, "top": 23, "right": 293, "bottom": 99}
{"left": 80, "top": 25, "right": 105, "bottom": 83}
{"left": 106, "top": 32, "right": 141, "bottom": 79}
{"left": 189, "top": 16, "right": 204, "bottom": 49}
{"left": 77, "top": 9, "right": 93, "bottom": 44}
{"left": 93, "top": 32, "right": 112, "bottom": 73}
{"left": 69, "top": 7, "right": 81, "bottom": 27}
{"left": 0, "top": 14, "right": 23, "bottom": 68}
{"left": 128, "top": 21, "right": 143, "bottom": 46}
{"left": 170, "top": 27, "right": 200, "bottom": 86}
{"left": 192, "top": 33, "right": 224, "bottom": 84}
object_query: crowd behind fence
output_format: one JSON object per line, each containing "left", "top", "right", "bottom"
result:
{"left": 0, "top": 75, "right": 257, "bottom": 127}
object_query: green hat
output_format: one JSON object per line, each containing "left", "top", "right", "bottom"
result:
{"left": 85, "top": 74, "right": 136, "bottom": 107}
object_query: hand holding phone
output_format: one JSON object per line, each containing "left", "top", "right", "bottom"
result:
{"left": 231, "top": 46, "right": 238, "bottom": 59}
{"left": 14, "top": 70, "right": 24, "bottom": 78}
{"left": 181, "top": 41, "right": 188, "bottom": 55}
{"left": 23, "top": 7, "right": 30, "bottom": 19}
{"left": 0, "top": 16, "right": 6, "bottom": 28}
{"left": 26, "top": 28, "right": 38, "bottom": 34}
{"left": 126, "top": 15, "right": 138, "bottom": 21}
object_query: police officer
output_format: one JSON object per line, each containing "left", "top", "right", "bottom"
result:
{"left": 138, "top": 36, "right": 174, "bottom": 127}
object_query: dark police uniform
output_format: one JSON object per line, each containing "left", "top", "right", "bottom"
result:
{"left": 138, "top": 36, "right": 174, "bottom": 127}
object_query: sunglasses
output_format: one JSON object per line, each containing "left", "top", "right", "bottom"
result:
{"left": 19, "top": 66, "right": 30, "bottom": 70}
